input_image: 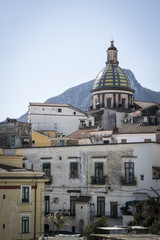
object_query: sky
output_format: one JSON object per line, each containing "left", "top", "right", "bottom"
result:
{"left": 1, "top": 0, "right": 160, "bottom": 122}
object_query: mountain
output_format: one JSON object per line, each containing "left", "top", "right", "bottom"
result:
{"left": 18, "top": 69, "right": 160, "bottom": 122}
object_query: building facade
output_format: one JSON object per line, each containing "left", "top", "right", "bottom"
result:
{"left": 28, "top": 102, "right": 94, "bottom": 136}
{"left": 0, "top": 118, "right": 32, "bottom": 148}
{"left": 0, "top": 149, "right": 47, "bottom": 240}
{"left": 3, "top": 142, "right": 160, "bottom": 234}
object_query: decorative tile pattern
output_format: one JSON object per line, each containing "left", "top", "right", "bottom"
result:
{"left": 93, "top": 64, "right": 131, "bottom": 89}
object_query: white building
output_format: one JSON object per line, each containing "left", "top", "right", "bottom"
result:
{"left": 3, "top": 142, "right": 160, "bottom": 234}
{"left": 28, "top": 102, "right": 94, "bottom": 136}
{"left": 66, "top": 124, "right": 160, "bottom": 145}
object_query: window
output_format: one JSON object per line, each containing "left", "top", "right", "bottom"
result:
{"left": 70, "top": 196, "right": 78, "bottom": 216}
{"left": 60, "top": 140, "right": 64, "bottom": 146}
{"left": 89, "top": 121, "right": 92, "bottom": 127}
{"left": 3, "top": 224, "right": 5, "bottom": 229}
{"left": 125, "top": 162, "right": 134, "bottom": 184}
{"left": 11, "top": 135, "right": 15, "bottom": 147}
{"left": 59, "top": 156, "right": 62, "bottom": 161}
{"left": 54, "top": 123, "right": 58, "bottom": 130}
{"left": 21, "top": 216, "right": 29, "bottom": 233}
{"left": 58, "top": 108, "right": 62, "bottom": 112}
{"left": 140, "top": 175, "right": 144, "bottom": 180}
{"left": 97, "top": 197, "right": 105, "bottom": 217}
{"left": 110, "top": 202, "right": 118, "bottom": 218}
{"left": 79, "top": 120, "right": 85, "bottom": 128}
{"left": 3, "top": 194, "right": 5, "bottom": 199}
{"left": 70, "top": 162, "right": 78, "bottom": 178}
{"left": 21, "top": 186, "right": 30, "bottom": 203}
{"left": 45, "top": 196, "right": 50, "bottom": 215}
{"left": 106, "top": 98, "right": 112, "bottom": 108}
{"left": 121, "top": 139, "right": 127, "bottom": 143}
{"left": 94, "top": 162, "right": 104, "bottom": 184}
{"left": 122, "top": 98, "right": 126, "bottom": 108}
{"left": 43, "top": 163, "right": 51, "bottom": 177}
{"left": 104, "top": 140, "right": 109, "bottom": 144}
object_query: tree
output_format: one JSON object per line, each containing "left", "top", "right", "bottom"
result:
{"left": 82, "top": 216, "right": 108, "bottom": 240}
{"left": 128, "top": 196, "right": 160, "bottom": 234}
{"left": 150, "top": 217, "right": 160, "bottom": 234}
{"left": 46, "top": 211, "right": 68, "bottom": 235}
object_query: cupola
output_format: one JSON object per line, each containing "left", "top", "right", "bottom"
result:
{"left": 91, "top": 41, "right": 134, "bottom": 110}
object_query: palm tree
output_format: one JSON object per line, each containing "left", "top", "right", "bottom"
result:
{"left": 46, "top": 211, "right": 68, "bottom": 235}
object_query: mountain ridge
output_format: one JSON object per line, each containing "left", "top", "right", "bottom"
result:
{"left": 18, "top": 69, "right": 160, "bottom": 122}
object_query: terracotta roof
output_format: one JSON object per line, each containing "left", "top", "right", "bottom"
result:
{"left": 134, "top": 100, "right": 158, "bottom": 110}
{"left": 29, "top": 102, "right": 86, "bottom": 114}
{"left": 128, "top": 110, "right": 141, "bottom": 117}
{"left": 29, "top": 102, "right": 69, "bottom": 107}
{"left": 117, "top": 124, "right": 160, "bottom": 134}
{"left": 67, "top": 128, "right": 97, "bottom": 139}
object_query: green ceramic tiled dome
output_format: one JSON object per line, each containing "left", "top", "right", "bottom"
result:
{"left": 93, "top": 64, "right": 131, "bottom": 90}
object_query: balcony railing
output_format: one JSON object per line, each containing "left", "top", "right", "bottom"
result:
{"left": 46, "top": 209, "right": 71, "bottom": 216}
{"left": 91, "top": 176, "right": 107, "bottom": 185}
{"left": 120, "top": 176, "right": 137, "bottom": 186}
{"left": 90, "top": 211, "right": 122, "bottom": 219}
{"left": 45, "top": 176, "right": 53, "bottom": 185}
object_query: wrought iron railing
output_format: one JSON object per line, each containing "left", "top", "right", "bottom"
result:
{"left": 45, "top": 176, "right": 53, "bottom": 185}
{"left": 91, "top": 176, "right": 107, "bottom": 185}
{"left": 120, "top": 176, "right": 137, "bottom": 186}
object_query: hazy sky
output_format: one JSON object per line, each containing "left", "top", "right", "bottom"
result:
{"left": 1, "top": 0, "right": 160, "bottom": 121}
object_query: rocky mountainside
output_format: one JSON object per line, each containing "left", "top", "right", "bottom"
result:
{"left": 18, "top": 69, "right": 160, "bottom": 122}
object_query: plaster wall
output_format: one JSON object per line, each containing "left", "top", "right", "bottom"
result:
{"left": 75, "top": 202, "right": 90, "bottom": 232}
{"left": 32, "top": 131, "right": 51, "bottom": 147}
{"left": 0, "top": 121, "right": 32, "bottom": 148}
{"left": 3, "top": 143, "right": 160, "bottom": 232}
{"left": 28, "top": 106, "right": 94, "bottom": 136}
{"left": 0, "top": 178, "right": 45, "bottom": 240}
{"left": 115, "top": 133, "right": 156, "bottom": 143}
{"left": 102, "top": 109, "right": 116, "bottom": 130}
{"left": 116, "top": 112, "right": 127, "bottom": 127}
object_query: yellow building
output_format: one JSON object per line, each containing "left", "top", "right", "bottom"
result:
{"left": 32, "top": 130, "right": 78, "bottom": 147}
{"left": 0, "top": 149, "right": 47, "bottom": 240}
{"left": 39, "top": 130, "right": 56, "bottom": 138}
{"left": 32, "top": 130, "right": 52, "bottom": 147}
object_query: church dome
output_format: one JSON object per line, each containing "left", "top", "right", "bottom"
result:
{"left": 90, "top": 41, "right": 134, "bottom": 112}
{"left": 93, "top": 64, "right": 131, "bottom": 90}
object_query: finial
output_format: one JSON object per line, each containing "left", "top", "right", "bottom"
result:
{"left": 110, "top": 39, "right": 114, "bottom": 47}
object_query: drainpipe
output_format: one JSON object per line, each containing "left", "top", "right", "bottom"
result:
{"left": 34, "top": 181, "right": 37, "bottom": 240}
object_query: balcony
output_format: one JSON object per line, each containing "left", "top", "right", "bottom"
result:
{"left": 91, "top": 176, "right": 107, "bottom": 185}
{"left": 45, "top": 176, "right": 53, "bottom": 185}
{"left": 120, "top": 176, "right": 136, "bottom": 186}
{"left": 90, "top": 211, "right": 122, "bottom": 219}
{"left": 45, "top": 209, "right": 71, "bottom": 217}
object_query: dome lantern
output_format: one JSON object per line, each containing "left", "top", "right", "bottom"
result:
{"left": 106, "top": 40, "right": 119, "bottom": 66}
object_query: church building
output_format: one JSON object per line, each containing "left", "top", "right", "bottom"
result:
{"left": 89, "top": 40, "right": 135, "bottom": 130}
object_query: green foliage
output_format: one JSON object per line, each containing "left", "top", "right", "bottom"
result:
{"left": 127, "top": 196, "right": 160, "bottom": 234}
{"left": 82, "top": 216, "right": 108, "bottom": 240}
{"left": 150, "top": 217, "right": 160, "bottom": 235}
{"left": 46, "top": 211, "right": 68, "bottom": 235}
{"left": 120, "top": 206, "right": 132, "bottom": 215}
